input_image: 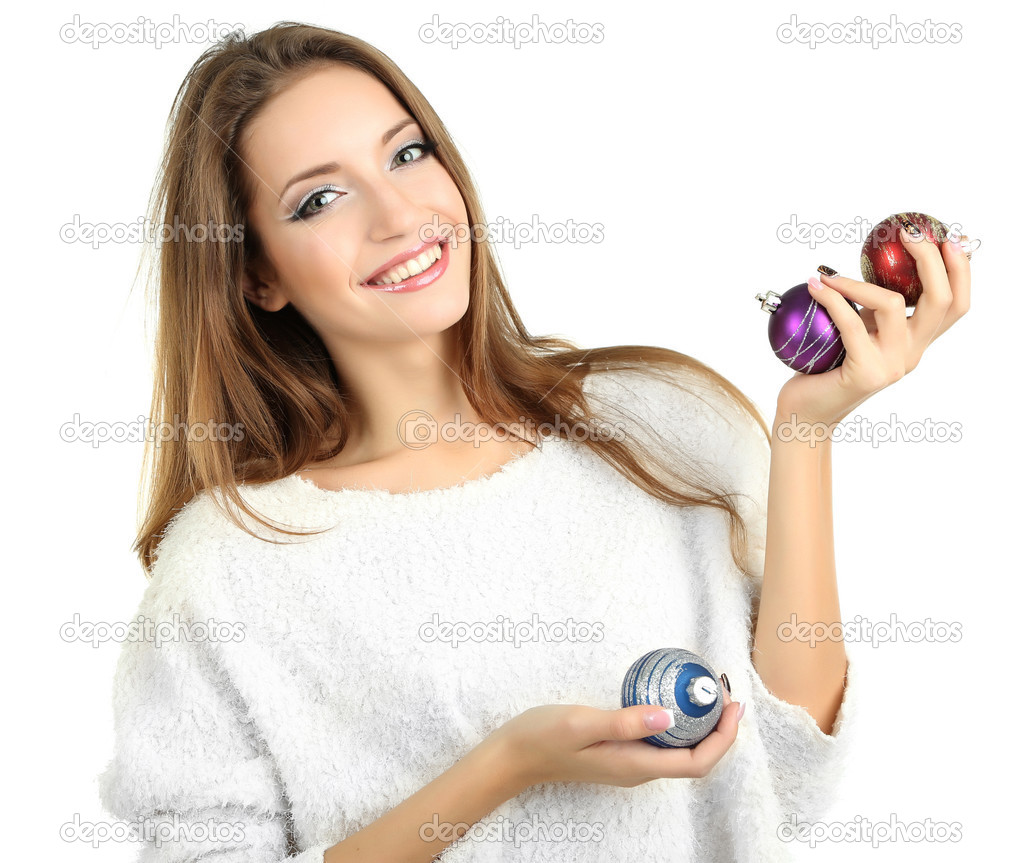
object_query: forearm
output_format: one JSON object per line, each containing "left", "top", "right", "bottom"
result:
{"left": 324, "top": 735, "right": 523, "bottom": 862}
{"left": 751, "top": 401, "right": 848, "bottom": 735}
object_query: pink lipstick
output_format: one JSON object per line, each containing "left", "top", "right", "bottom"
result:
{"left": 359, "top": 239, "right": 449, "bottom": 294}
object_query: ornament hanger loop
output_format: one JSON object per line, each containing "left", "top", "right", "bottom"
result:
{"left": 755, "top": 291, "right": 782, "bottom": 313}
{"left": 940, "top": 222, "right": 981, "bottom": 260}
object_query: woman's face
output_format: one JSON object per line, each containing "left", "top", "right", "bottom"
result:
{"left": 239, "top": 64, "right": 471, "bottom": 346}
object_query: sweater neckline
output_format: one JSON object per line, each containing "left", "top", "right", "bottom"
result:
{"left": 281, "top": 435, "right": 554, "bottom": 503}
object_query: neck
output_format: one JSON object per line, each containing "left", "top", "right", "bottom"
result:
{"left": 325, "top": 329, "right": 483, "bottom": 465}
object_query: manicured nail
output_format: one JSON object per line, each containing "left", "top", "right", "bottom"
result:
{"left": 808, "top": 276, "right": 824, "bottom": 291}
{"left": 644, "top": 709, "right": 675, "bottom": 731}
{"left": 817, "top": 265, "right": 839, "bottom": 277}
{"left": 737, "top": 702, "right": 746, "bottom": 721}
{"left": 897, "top": 214, "right": 921, "bottom": 236}
{"left": 719, "top": 673, "right": 731, "bottom": 694}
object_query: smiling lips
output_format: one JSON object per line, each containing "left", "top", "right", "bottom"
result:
{"left": 361, "top": 240, "right": 448, "bottom": 293}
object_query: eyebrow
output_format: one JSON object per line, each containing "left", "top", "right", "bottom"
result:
{"left": 278, "top": 117, "right": 419, "bottom": 204}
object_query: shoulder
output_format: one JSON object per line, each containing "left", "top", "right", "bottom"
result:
{"left": 582, "top": 362, "right": 768, "bottom": 461}
{"left": 579, "top": 361, "right": 771, "bottom": 516}
{"left": 141, "top": 490, "right": 233, "bottom": 601}
{"left": 146, "top": 478, "right": 307, "bottom": 595}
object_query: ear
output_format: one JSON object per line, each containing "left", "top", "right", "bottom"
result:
{"left": 241, "top": 260, "right": 289, "bottom": 313}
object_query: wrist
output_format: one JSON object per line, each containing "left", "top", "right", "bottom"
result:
{"left": 774, "top": 399, "right": 842, "bottom": 430}
{"left": 474, "top": 729, "right": 534, "bottom": 798}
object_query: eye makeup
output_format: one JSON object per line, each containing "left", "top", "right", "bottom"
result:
{"left": 288, "top": 138, "right": 439, "bottom": 222}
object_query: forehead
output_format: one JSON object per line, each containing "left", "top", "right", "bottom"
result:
{"left": 239, "top": 65, "right": 407, "bottom": 190}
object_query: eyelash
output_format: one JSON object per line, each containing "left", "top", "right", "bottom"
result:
{"left": 289, "top": 138, "right": 439, "bottom": 222}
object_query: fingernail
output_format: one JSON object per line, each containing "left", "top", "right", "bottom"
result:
{"left": 719, "top": 673, "right": 731, "bottom": 694}
{"left": 737, "top": 702, "right": 746, "bottom": 721}
{"left": 644, "top": 709, "right": 675, "bottom": 731}
{"left": 897, "top": 214, "right": 921, "bottom": 236}
{"left": 807, "top": 276, "right": 824, "bottom": 291}
{"left": 817, "top": 264, "right": 839, "bottom": 278}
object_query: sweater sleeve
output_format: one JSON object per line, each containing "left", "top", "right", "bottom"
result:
{"left": 584, "top": 363, "right": 858, "bottom": 820}
{"left": 97, "top": 556, "right": 336, "bottom": 862}
{"left": 699, "top": 371, "right": 860, "bottom": 823}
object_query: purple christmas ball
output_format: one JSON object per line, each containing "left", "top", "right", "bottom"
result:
{"left": 759, "top": 283, "right": 856, "bottom": 375}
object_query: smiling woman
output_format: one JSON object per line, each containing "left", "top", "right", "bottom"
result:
{"left": 238, "top": 66, "right": 472, "bottom": 321}
{"left": 92, "top": 19, "right": 888, "bottom": 863}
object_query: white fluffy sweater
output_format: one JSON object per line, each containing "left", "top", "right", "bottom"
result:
{"left": 98, "top": 366, "right": 857, "bottom": 862}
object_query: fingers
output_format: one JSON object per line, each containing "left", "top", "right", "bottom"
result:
{"left": 811, "top": 273, "right": 909, "bottom": 386}
{"left": 606, "top": 684, "right": 744, "bottom": 780}
{"left": 938, "top": 236, "right": 972, "bottom": 334}
{"left": 602, "top": 704, "right": 677, "bottom": 742}
{"left": 807, "top": 274, "right": 881, "bottom": 362}
{"left": 680, "top": 699, "right": 743, "bottom": 776}
{"left": 895, "top": 226, "right": 953, "bottom": 362}
{"left": 647, "top": 696, "right": 743, "bottom": 779}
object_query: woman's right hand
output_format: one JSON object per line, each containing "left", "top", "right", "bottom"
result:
{"left": 487, "top": 682, "right": 743, "bottom": 791}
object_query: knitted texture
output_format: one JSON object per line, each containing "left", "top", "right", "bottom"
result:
{"left": 98, "top": 366, "right": 858, "bottom": 861}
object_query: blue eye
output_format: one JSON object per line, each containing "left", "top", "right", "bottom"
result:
{"left": 395, "top": 139, "right": 437, "bottom": 165}
{"left": 290, "top": 138, "right": 440, "bottom": 222}
{"left": 299, "top": 188, "right": 341, "bottom": 218}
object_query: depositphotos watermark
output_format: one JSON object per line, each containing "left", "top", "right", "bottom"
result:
{"left": 419, "top": 14, "right": 604, "bottom": 49}
{"left": 60, "top": 414, "right": 245, "bottom": 448}
{"left": 777, "top": 813, "right": 962, "bottom": 848}
{"left": 776, "top": 214, "right": 967, "bottom": 250}
{"left": 777, "top": 613, "right": 962, "bottom": 649}
{"left": 775, "top": 414, "right": 962, "bottom": 448}
{"left": 397, "top": 411, "right": 626, "bottom": 451}
{"left": 60, "top": 813, "right": 246, "bottom": 848}
{"left": 59, "top": 15, "right": 244, "bottom": 49}
{"left": 60, "top": 613, "right": 246, "bottom": 648}
{"left": 60, "top": 214, "right": 244, "bottom": 249}
{"left": 418, "top": 214, "right": 604, "bottom": 250}
{"left": 420, "top": 813, "right": 604, "bottom": 848}
{"left": 419, "top": 613, "right": 604, "bottom": 649}
{"left": 776, "top": 14, "right": 962, "bottom": 49}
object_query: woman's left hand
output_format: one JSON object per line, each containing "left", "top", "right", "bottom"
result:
{"left": 777, "top": 227, "right": 972, "bottom": 426}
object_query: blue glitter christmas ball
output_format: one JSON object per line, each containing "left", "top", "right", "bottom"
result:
{"left": 621, "top": 647, "right": 724, "bottom": 748}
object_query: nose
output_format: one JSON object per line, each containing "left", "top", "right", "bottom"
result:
{"left": 358, "top": 174, "right": 425, "bottom": 244}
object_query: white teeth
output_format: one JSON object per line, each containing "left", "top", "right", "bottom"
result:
{"left": 369, "top": 243, "right": 442, "bottom": 285}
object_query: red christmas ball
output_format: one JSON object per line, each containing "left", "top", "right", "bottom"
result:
{"left": 860, "top": 212, "right": 948, "bottom": 307}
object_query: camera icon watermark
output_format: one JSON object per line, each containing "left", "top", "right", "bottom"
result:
{"left": 417, "top": 213, "right": 603, "bottom": 250}
{"left": 397, "top": 411, "right": 626, "bottom": 450}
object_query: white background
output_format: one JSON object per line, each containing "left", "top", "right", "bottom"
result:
{"left": 6, "top": 1, "right": 1019, "bottom": 860}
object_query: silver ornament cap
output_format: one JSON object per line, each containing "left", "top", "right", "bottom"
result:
{"left": 687, "top": 675, "right": 718, "bottom": 707}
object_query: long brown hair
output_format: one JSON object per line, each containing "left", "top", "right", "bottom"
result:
{"left": 135, "top": 22, "right": 771, "bottom": 609}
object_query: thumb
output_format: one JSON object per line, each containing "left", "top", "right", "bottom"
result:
{"left": 641, "top": 706, "right": 675, "bottom": 733}
{"left": 603, "top": 705, "right": 676, "bottom": 741}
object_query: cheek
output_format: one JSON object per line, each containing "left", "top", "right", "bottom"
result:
{"left": 295, "top": 226, "right": 360, "bottom": 289}
{"left": 439, "top": 176, "right": 468, "bottom": 222}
